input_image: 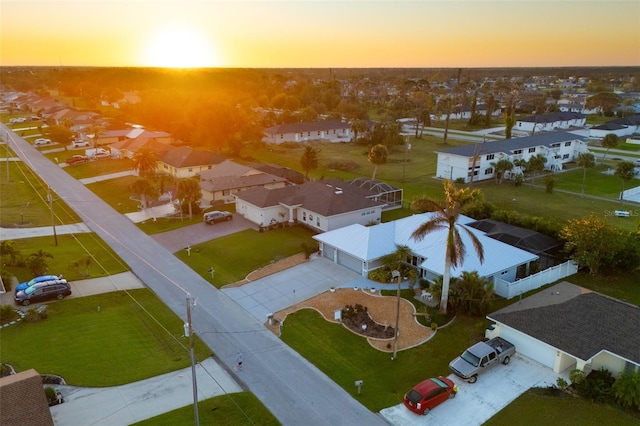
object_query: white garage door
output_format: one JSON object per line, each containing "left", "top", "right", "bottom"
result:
{"left": 500, "top": 327, "right": 556, "bottom": 369}
{"left": 337, "top": 251, "right": 362, "bottom": 274}
{"left": 323, "top": 246, "right": 335, "bottom": 261}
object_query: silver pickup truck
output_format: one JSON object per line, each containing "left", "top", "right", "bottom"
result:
{"left": 449, "top": 337, "right": 515, "bottom": 383}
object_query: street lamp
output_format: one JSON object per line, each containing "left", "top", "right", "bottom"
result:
{"left": 391, "top": 270, "right": 401, "bottom": 360}
{"left": 185, "top": 295, "right": 200, "bottom": 426}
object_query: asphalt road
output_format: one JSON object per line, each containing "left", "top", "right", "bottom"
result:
{"left": 2, "top": 125, "right": 387, "bottom": 425}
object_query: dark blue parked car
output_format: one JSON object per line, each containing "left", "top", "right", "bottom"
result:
{"left": 15, "top": 280, "right": 72, "bottom": 306}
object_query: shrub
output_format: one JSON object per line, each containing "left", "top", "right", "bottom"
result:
{"left": 577, "top": 368, "right": 615, "bottom": 403}
{"left": 44, "top": 387, "right": 56, "bottom": 402}
{"left": 612, "top": 370, "right": 640, "bottom": 411}
{"left": 556, "top": 377, "right": 569, "bottom": 391}
{"left": 0, "top": 305, "right": 19, "bottom": 324}
{"left": 570, "top": 369, "right": 586, "bottom": 386}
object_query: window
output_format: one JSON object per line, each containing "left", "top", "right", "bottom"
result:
{"left": 485, "top": 168, "right": 493, "bottom": 175}
{"left": 528, "top": 147, "right": 536, "bottom": 153}
{"left": 563, "top": 154, "right": 569, "bottom": 159}
{"left": 309, "top": 214, "right": 313, "bottom": 221}
{"left": 486, "top": 154, "right": 495, "bottom": 160}
{"left": 302, "top": 212, "right": 306, "bottom": 220}
{"left": 513, "top": 149, "right": 522, "bottom": 155}
{"left": 223, "top": 190, "right": 230, "bottom": 196}
{"left": 564, "top": 141, "right": 572, "bottom": 147}
{"left": 188, "top": 167, "right": 193, "bottom": 172}
{"left": 316, "top": 217, "right": 320, "bottom": 227}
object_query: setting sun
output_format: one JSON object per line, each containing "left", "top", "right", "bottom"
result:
{"left": 141, "top": 26, "right": 220, "bottom": 68}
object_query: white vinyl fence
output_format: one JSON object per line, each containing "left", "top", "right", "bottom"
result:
{"left": 494, "top": 261, "right": 578, "bottom": 299}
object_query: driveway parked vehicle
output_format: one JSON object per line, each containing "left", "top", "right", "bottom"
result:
{"left": 15, "top": 275, "right": 67, "bottom": 293}
{"left": 14, "top": 280, "right": 72, "bottom": 306}
{"left": 203, "top": 211, "right": 232, "bottom": 224}
{"left": 66, "top": 155, "right": 89, "bottom": 165}
{"left": 34, "top": 138, "right": 51, "bottom": 145}
{"left": 403, "top": 376, "right": 457, "bottom": 415}
{"left": 449, "top": 336, "right": 516, "bottom": 383}
{"left": 72, "top": 139, "right": 90, "bottom": 148}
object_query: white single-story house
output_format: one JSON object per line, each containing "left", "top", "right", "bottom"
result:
{"left": 435, "top": 132, "right": 589, "bottom": 183}
{"left": 313, "top": 213, "right": 539, "bottom": 283}
{"left": 157, "top": 147, "right": 225, "bottom": 178}
{"left": 433, "top": 103, "right": 502, "bottom": 121}
{"left": 589, "top": 114, "right": 640, "bottom": 139}
{"left": 234, "top": 179, "right": 385, "bottom": 232}
{"left": 515, "top": 112, "right": 586, "bottom": 134}
{"left": 263, "top": 120, "right": 352, "bottom": 144}
{"left": 199, "top": 160, "right": 289, "bottom": 205}
{"left": 486, "top": 281, "right": 640, "bottom": 377}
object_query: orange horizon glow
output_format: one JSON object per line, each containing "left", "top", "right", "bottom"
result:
{"left": 1, "top": 1, "right": 639, "bottom": 69}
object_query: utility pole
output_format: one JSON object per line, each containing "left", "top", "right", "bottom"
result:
{"left": 47, "top": 186, "right": 58, "bottom": 246}
{"left": 5, "top": 131, "right": 10, "bottom": 181}
{"left": 185, "top": 296, "right": 200, "bottom": 426}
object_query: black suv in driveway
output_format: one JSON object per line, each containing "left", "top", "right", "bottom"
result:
{"left": 14, "top": 280, "right": 72, "bottom": 306}
{"left": 203, "top": 211, "right": 232, "bottom": 224}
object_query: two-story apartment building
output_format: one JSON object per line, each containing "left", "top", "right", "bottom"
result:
{"left": 435, "top": 132, "right": 588, "bottom": 183}
{"left": 263, "top": 120, "right": 352, "bottom": 144}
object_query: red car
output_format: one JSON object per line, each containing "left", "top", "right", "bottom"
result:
{"left": 66, "top": 155, "right": 89, "bottom": 165}
{"left": 403, "top": 376, "right": 457, "bottom": 415}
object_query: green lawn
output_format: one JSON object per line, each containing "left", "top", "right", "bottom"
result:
{"left": 175, "top": 227, "right": 318, "bottom": 287}
{"left": 0, "top": 161, "right": 82, "bottom": 227}
{"left": 484, "top": 388, "right": 639, "bottom": 426}
{"left": 85, "top": 175, "right": 142, "bottom": 214}
{"left": 0, "top": 234, "right": 129, "bottom": 285}
{"left": 133, "top": 392, "right": 280, "bottom": 426}
{"left": 0, "top": 289, "right": 212, "bottom": 386}
{"left": 281, "top": 309, "right": 484, "bottom": 412}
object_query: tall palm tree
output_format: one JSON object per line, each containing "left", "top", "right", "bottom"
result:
{"left": 411, "top": 180, "right": 485, "bottom": 314}
{"left": 176, "top": 177, "right": 202, "bottom": 220}
{"left": 601, "top": 133, "right": 618, "bottom": 162}
{"left": 368, "top": 144, "right": 388, "bottom": 180}
{"left": 133, "top": 147, "right": 159, "bottom": 178}
{"left": 615, "top": 161, "right": 636, "bottom": 203}
{"left": 380, "top": 244, "right": 412, "bottom": 360}
{"left": 576, "top": 153, "right": 595, "bottom": 196}
{"left": 130, "top": 177, "right": 158, "bottom": 209}
{"left": 27, "top": 249, "right": 54, "bottom": 276}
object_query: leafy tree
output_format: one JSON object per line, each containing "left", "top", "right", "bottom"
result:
{"left": 176, "top": 177, "right": 202, "bottom": 220}
{"left": 130, "top": 178, "right": 158, "bottom": 209}
{"left": 368, "top": 144, "right": 388, "bottom": 180}
{"left": 601, "top": 133, "right": 618, "bottom": 162}
{"left": 44, "top": 125, "right": 74, "bottom": 146}
{"left": 411, "top": 180, "right": 485, "bottom": 314}
{"left": 615, "top": 161, "right": 636, "bottom": 202}
{"left": 69, "top": 256, "right": 92, "bottom": 277}
{"left": 299, "top": 145, "right": 319, "bottom": 179}
{"left": 133, "top": 147, "right": 159, "bottom": 178}
{"left": 27, "top": 249, "right": 53, "bottom": 276}
{"left": 586, "top": 92, "right": 621, "bottom": 116}
{"left": 489, "top": 159, "right": 513, "bottom": 184}
{"left": 576, "top": 153, "right": 596, "bottom": 196}
{"left": 559, "top": 214, "right": 615, "bottom": 275}
{"left": 612, "top": 370, "right": 640, "bottom": 410}
{"left": 351, "top": 119, "right": 368, "bottom": 143}
{"left": 544, "top": 175, "right": 556, "bottom": 194}
{"left": 526, "top": 154, "right": 547, "bottom": 184}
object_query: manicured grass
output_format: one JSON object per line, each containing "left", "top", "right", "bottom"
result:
{"left": 1, "top": 234, "right": 129, "bottom": 284}
{"left": 484, "top": 387, "right": 640, "bottom": 426}
{"left": 0, "top": 161, "right": 81, "bottom": 227}
{"left": 136, "top": 214, "right": 204, "bottom": 234}
{"left": 566, "top": 270, "right": 640, "bottom": 305}
{"left": 47, "top": 154, "right": 136, "bottom": 179}
{"left": 281, "top": 309, "right": 484, "bottom": 412}
{"left": 175, "top": 227, "right": 318, "bottom": 287}
{"left": 85, "top": 175, "right": 141, "bottom": 213}
{"left": 133, "top": 392, "right": 280, "bottom": 426}
{"left": 0, "top": 289, "right": 212, "bottom": 386}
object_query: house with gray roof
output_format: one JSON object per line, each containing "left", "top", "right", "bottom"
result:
{"left": 263, "top": 120, "right": 352, "bottom": 144}
{"left": 515, "top": 112, "right": 586, "bottom": 134}
{"left": 589, "top": 114, "right": 640, "bottom": 139}
{"left": 234, "top": 179, "right": 385, "bottom": 231}
{"left": 158, "top": 147, "right": 225, "bottom": 178}
{"left": 435, "top": 132, "right": 588, "bottom": 183}
{"left": 486, "top": 281, "right": 640, "bottom": 377}
{"left": 199, "top": 160, "right": 289, "bottom": 205}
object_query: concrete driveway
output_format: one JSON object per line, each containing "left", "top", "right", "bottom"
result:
{"left": 379, "top": 354, "right": 561, "bottom": 426}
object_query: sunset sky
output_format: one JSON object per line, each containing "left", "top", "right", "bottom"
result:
{"left": 2, "top": 0, "right": 639, "bottom": 68}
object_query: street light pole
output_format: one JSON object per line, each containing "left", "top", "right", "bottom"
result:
{"left": 186, "top": 295, "right": 200, "bottom": 426}
{"left": 47, "top": 186, "right": 58, "bottom": 246}
{"left": 392, "top": 270, "right": 401, "bottom": 360}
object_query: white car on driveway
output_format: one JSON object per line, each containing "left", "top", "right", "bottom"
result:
{"left": 34, "top": 138, "right": 51, "bottom": 145}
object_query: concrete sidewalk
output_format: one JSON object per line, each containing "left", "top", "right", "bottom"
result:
{"left": 50, "top": 357, "right": 243, "bottom": 425}
{"left": 0, "top": 223, "right": 92, "bottom": 240}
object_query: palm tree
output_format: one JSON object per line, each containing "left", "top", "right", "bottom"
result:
{"left": 410, "top": 180, "right": 485, "bottom": 314}
{"left": 526, "top": 154, "right": 547, "bottom": 185}
{"left": 351, "top": 119, "right": 368, "bottom": 143}
{"left": 176, "top": 177, "right": 202, "bottom": 220}
{"left": 0, "top": 240, "right": 21, "bottom": 266}
{"left": 380, "top": 244, "right": 412, "bottom": 360}
{"left": 576, "top": 153, "right": 596, "bottom": 196}
{"left": 27, "top": 249, "right": 54, "bottom": 276}
{"left": 490, "top": 159, "right": 514, "bottom": 184}
{"left": 601, "top": 133, "right": 618, "bottom": 162}
{"left": 615, "top": 161, "right": 636, "bottom": 203}
{"left": 368, "top": 144, "right": 388, "bottom": 180}
{"left": 133, "top": 147, "right": 159, "bottom": 178}
{"left": 450, "top": 271, "right": 494, "bottom": 316}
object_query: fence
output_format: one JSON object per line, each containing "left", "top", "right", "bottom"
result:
{"left": 494, "top": 260, "right": 578, "bottom": 299}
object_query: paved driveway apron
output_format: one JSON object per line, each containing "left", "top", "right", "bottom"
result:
{"left": 4, "top": 126, "right": 386, "bottom": 426}
{"left": 379, "top": 354, "right": 560, "bottom": 426}
{"left": 223, "top": 256, "right": 360, "bottom": 322}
